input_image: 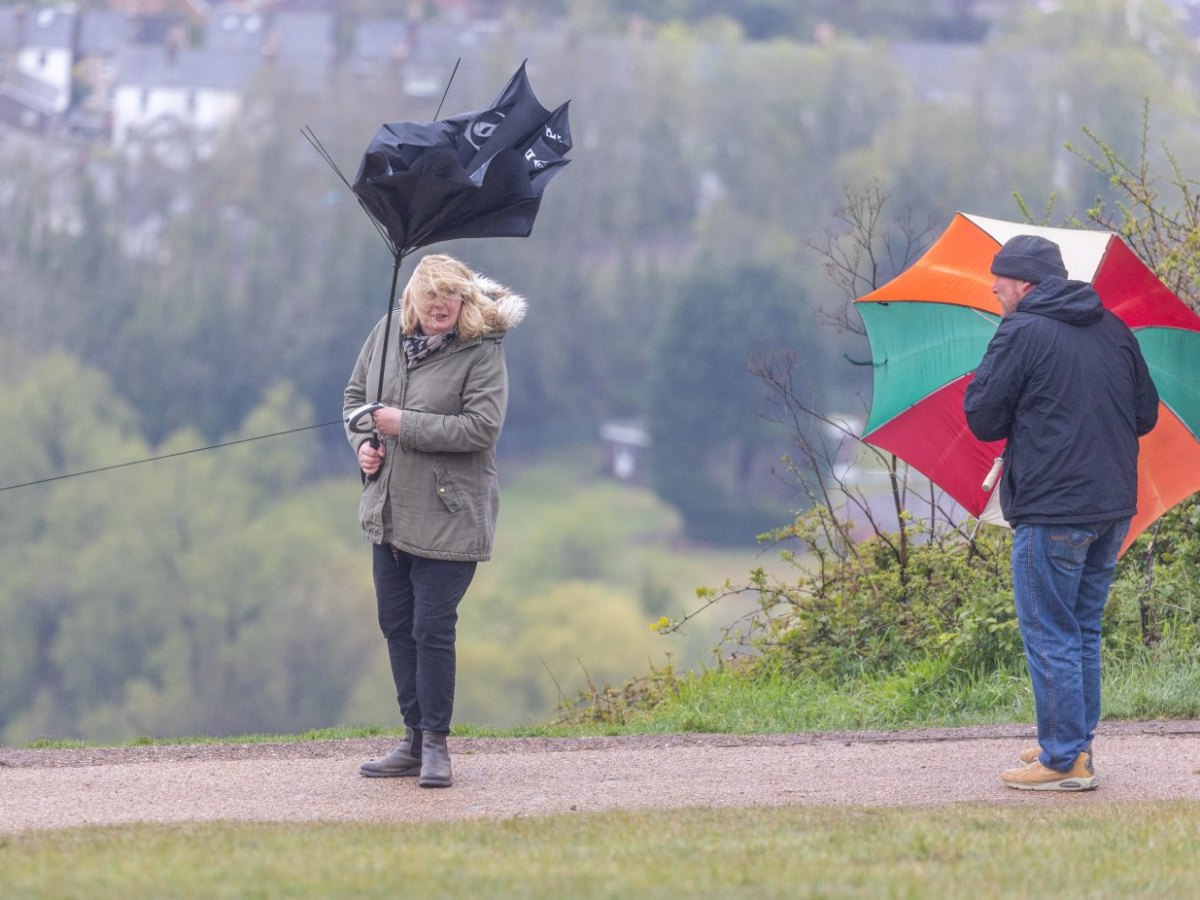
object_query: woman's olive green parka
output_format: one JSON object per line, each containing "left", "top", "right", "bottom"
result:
{"left": 343, "top": 281, "right": 526, "bottom": 561}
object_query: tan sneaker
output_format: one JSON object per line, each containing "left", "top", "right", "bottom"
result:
{"left": 1001, "top": 751, "right": 1097, "bottom": 791}
{"left": 1018, "top": 746, "right": 1042, "bottom": 767}
{"left": 1020, "top": 745, "right": 1092, "bottom": 767}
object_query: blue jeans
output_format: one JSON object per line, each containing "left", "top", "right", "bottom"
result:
{"left": 1011, "top": 519, "right": 1130, "bottom": 771}
{"left": 372, "top": 544, "right": 476, "bottom": 735}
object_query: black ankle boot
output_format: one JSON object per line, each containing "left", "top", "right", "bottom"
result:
{"left": 419, "top": 732, "right": 452, "bottom": 788}
{"left": 360, "top": 727, "right": 422, "bottom": 777}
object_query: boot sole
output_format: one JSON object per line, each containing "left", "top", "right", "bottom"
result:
{"left": 1004, "top": 776, "right": 1098, "bottom": 791}
{"left": 359, "top": 766, "right": 421, "bottom": 778}
{"left": 418, "top": 778, "right": 452, "bottom": 788}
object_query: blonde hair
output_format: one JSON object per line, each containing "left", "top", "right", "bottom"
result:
{"left": 400, "top": 254, "right": 499, "bottom": 341}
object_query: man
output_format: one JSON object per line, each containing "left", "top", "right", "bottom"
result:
{"left": 964, "top": 234, "right": 1159, "bottom": 791}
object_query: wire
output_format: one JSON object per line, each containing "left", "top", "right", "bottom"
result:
{"left": 0, "top": 420, "right": 345, "bottom": 493}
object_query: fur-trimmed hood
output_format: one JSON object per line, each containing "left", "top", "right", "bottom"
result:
{"left": 474, "top": 274, "right": 527, "bottom": 333}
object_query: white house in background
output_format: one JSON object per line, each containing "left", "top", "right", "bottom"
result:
{"left": 0, "top": 70, "right": 59, "bottom": 132}
{"left": 72, "top": 9, "right": 131, "bottom": 137}
{"left": 204, "top": 5, "right": 268, "bottom": 55}
{"left": 6, "top": 5, "right": 76, "bottom": 114}
{"left": 111, "top": 44, "right": 259, "bottom": 158}
{"left": 600, "top": 420, "right": 651, "bottom": 483}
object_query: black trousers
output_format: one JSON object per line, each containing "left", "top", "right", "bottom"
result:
{"left": 372, "top": 544, "right": 477, "bottom": 735}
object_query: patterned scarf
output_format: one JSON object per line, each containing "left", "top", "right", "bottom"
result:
{"left": 402, "top": 329, "right": 456, "bottom": 368}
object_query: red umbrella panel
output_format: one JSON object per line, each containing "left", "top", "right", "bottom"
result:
{"left": 854, "top": 212, "right": 1200, "bottom": 553}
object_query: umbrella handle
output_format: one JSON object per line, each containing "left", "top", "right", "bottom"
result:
{"left": 982, "top": 457, "right": 1004, "bottom": 492}
{"left": 346, "top": 402, "right": 386, "bottom": 483}
{"left": 346, "top": 402, "right": 385, "bottom": 434}
{"left": 365, "top": 434, "right": 382, "bottom": 483}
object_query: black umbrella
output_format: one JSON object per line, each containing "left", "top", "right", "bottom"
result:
{"left": 353, "top": 62, "right": 572, "bottom": 257}
{"left": 307, "top": 61, "right": 572, "bottom": 464}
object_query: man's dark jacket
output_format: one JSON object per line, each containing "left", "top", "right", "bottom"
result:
{"left": 963, "top": 276, "right": 1159, "bottom": 525}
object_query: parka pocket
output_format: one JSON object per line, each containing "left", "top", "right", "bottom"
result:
{"left": 433, "top": 459, "right": 464, "bottom": 514}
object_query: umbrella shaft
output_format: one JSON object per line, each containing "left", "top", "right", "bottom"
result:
{"left": 374, "top": 255, "right": 405, "bottom": 404}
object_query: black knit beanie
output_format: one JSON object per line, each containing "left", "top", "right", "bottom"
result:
{"left": 990, "top": 235, "right": 1068, "bottom": 283}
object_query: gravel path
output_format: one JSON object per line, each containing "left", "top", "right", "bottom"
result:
{"left": 3, "top": 721, "right": 1199, "bottom": 833}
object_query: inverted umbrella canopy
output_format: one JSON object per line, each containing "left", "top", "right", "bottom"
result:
{"left": 352, "top": 61, "right": 572, "bottom": 259}
{"left": 854, "top": 212, "right": 1200, "bottom": 553}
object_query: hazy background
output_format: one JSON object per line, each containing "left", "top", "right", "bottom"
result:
{"left": 3, "top": 0, "right": 1200, "bottom": 744}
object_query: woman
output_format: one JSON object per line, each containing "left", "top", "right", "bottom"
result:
{"left": 344, "top": 253, "right": 525, "bottom": 788}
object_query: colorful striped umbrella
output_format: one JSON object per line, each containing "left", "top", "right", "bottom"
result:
{"left": 854, "top": 212, "right": 1200, "bottom": 552}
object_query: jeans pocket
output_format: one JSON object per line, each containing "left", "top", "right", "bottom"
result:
{"left": 1047, "top": 527, "right": 1094, "bottom": 569}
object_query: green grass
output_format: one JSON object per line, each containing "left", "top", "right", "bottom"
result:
{"left": 590, "top": 640, "right": 1200, "bottom": 736}
{"left": 1101, "top": 645, "right": 1200, "bottom": 720}
{"left": 609, "top": 661, "right": 1030, "bottom": 735}
{"left": 23, "top": 641, "right": 1198, "bottom": 750}
{"left": 5, "top": 803, "right": 1200, "bottom": 898}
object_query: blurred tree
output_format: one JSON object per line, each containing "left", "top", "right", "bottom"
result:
{"left": 990, "top": 0, "right": 1197, "bottom": 207}
{"left": 0, "top": 364, "right": 375, "bottom": 744}
{"left": 507, "top": 502, "right": 625, "bottom": 588}
{"left": 11, "top": 15, "right": 1183, "bottom": 465}
{"left": 644, "top": 261, "right": 823, "bottom": 543}
{"left": 0, "top": 353, "right": 149, "bottom": 740}
{"left": 455, "top": 580, "right": 667, "bottom": 726}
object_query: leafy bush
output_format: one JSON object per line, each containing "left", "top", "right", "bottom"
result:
{"left": 685, "top": 503, "right": 1015, "bottom": 684}
{"left": 1106, "top": 495, "right": 1200, "bottom": 656}
{"left": 678, "top": 494, "right": 1200, "bottom": 699}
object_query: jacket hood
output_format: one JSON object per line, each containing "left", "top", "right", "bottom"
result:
{"left": 474, "top": 274, "right": 527, "bottom": 334}
{"left": 1016, "top": 276, "right": 1104, "bottom": 326}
